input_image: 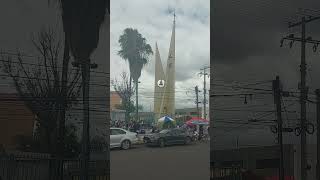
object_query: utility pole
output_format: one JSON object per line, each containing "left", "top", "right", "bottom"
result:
{"left": 200, "top": 66, "right": 209, "bottom": 119}
{"left": 72, "top": 61, "right": 97, "bottom": 180}
{"left": 316, "top": 89, "right": 320, "bottom": 180}
{"left": 281, "top": 14, "right": 320, "bottom": 180}
{"left": 273, "top": 76, "right": 284, "bottom": 180}
{"left": 195, "top": 86, "right": 201, "bottom": 118}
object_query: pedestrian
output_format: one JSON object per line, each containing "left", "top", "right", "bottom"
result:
{"left": 198, "top": 125, "right": 204, "bottom": 141}
{"left": 203, "top": 126, "right": 208, "bottom": 137}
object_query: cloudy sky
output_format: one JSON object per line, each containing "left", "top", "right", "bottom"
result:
{"left": 0, "top": 0, "right": 109, "bottom": 93}
{"left": 110, "top": 0, "right": 210, "bottom": 111}
{"left": 212, "top": 0, "right": 320, "bottom": 149}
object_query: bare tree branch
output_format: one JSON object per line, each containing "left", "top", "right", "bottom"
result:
{"left": 1, "top": 28, "right": 81, "bottom": 153}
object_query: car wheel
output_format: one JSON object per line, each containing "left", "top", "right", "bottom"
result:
{"left": 121, "top": 140, "right": 131, "bottom": 150}
{"left": 185, "top": 137, "right": 191, "bottom": 145}
{"left": 158, "top": 138, "right": 165, "bottom": 148}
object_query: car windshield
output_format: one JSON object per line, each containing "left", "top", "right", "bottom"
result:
{"left": 159, "top": 129, "right": 170, "bottom": 134}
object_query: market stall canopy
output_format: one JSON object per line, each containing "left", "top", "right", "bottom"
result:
{"left": 157, "top": 116, "right": 176, "bottom": 129}
{"left": 158, "top": 116, "right": 174, "bottom": 123}
{"left": 185, "top": 117, "right": 209, "bottom": 126}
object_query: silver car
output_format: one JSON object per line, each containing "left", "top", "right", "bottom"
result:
{"left": 110, "top": 128, "right": 138, "bottom": 150}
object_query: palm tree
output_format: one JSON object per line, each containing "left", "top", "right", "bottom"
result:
{"left": 118, "top": 28, "right": 153, "bottom": 124}
{"left": 49, "top": 1, "right": 108, "bottom": 179}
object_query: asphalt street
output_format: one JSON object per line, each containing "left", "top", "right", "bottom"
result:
{"left": 110, "top": 142, "right": 210, "bottom": 180}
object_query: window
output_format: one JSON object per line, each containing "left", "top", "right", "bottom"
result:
{"left": 176, "top": 129, "right": 185, "bottom": 134}
{"left": 117, "top": 129, "right": 126, "bottom": 134}
{"left": 169, "top": 129, "right": 177, "bottom": 135}
{"left": 256, "top": 159, "right": 279, "bottom": 169}
{"left": 160, "top": 129, "right": 170, "bottom": 134}
{"left": 111, "top": 129, "right": 126, "bottom": 135}
{"left": 111, "top": 129, "right": 117, "bottom": 135}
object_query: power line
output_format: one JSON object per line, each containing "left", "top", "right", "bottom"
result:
{"left": 0, "top": 57, "right": 110, "bottom": 76}
{"left": 280, "top": 13, "right": 320, "bottom": 180}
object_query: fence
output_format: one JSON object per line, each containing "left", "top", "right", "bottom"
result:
{"left": 0, "top": 152, "right": 110, "bottom": 180}
{"left": 211, "top": 165, "right": 242, "bottom": 180}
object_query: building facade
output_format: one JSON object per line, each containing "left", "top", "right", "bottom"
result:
{"left": 110, "top": 91, "right": 124, "bottom": 122}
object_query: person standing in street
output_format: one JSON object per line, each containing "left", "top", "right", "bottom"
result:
{"left": 198, "top": 125, "right": 204, "bottom": 141}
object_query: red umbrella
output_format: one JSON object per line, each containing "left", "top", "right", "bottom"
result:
{"left": 185, "top": 117, "right": 209, "bottom": 126}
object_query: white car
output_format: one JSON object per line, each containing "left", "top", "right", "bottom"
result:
{"left": 110, "top": 128, "right": 139, "bottom": 150}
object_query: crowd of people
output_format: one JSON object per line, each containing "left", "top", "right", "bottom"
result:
{"left": 111, "top": 120, "right": 126, "bottom": 129}
{"left": 111, "top": 120, "right": 150, "bottom": 132}
{"left": 182, "top": 124, "right": 209, "bottom": 141}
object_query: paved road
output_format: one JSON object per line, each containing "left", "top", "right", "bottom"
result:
{"left": 110, "top": 142, "right": 210, "bottom": 180}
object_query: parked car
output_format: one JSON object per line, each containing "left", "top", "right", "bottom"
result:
{"left": 110, "top": 128, "right": 139, "bottom": 150}
{"left": 143, "top": 128, "right": 192, "bottom": 147}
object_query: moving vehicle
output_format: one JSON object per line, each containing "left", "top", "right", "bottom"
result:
{"left": 110, "top": 128, "right": 139, "bottom": 150}
{"left": 143, "top": 128, "right": 192, "bottom": 147}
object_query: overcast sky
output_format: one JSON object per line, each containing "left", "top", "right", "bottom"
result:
{"left": 0, "top": 0, "right": 109, "bottom": 137}
{"left": 110, "top": 0, "right": 210, "bottom": 111}
{"left": 212, "top": 0, "right": 320, "bottom": 149}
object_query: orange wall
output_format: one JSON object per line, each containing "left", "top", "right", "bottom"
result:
{"left": 0, "top": 94, "right": 35, "bottom": 150}
{"left": 110, "top": 91, "right": 122, "bottom": 110}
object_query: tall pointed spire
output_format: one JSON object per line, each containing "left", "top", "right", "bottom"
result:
{"left": 154, "top": 42, "right": 165, "bottom": 120}
{"left": 159, "top": 12, "right": 176, "bottom": 118}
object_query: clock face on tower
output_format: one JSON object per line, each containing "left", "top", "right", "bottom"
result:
{"left": 157, "top": 80, "right": 165, "bottom": 88}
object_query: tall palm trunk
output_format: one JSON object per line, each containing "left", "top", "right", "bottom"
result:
{"left": 58, "top": 38, "right": 70, "bottom": 158}
{"left": 135, "top": 80, "right": 138, "bottom": 123}
{"left": 127, "top": 75, "right": 133, "bottom": 129}
{"left": 81, "top": 61, "right": 90, "bottom": 180}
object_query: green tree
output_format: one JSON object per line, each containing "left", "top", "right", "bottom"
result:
{"left": 118, "top": 28, "right": 153, "bottom": 123}
{"left": 111, "top": 72, "right": 135, "bottom": 127}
